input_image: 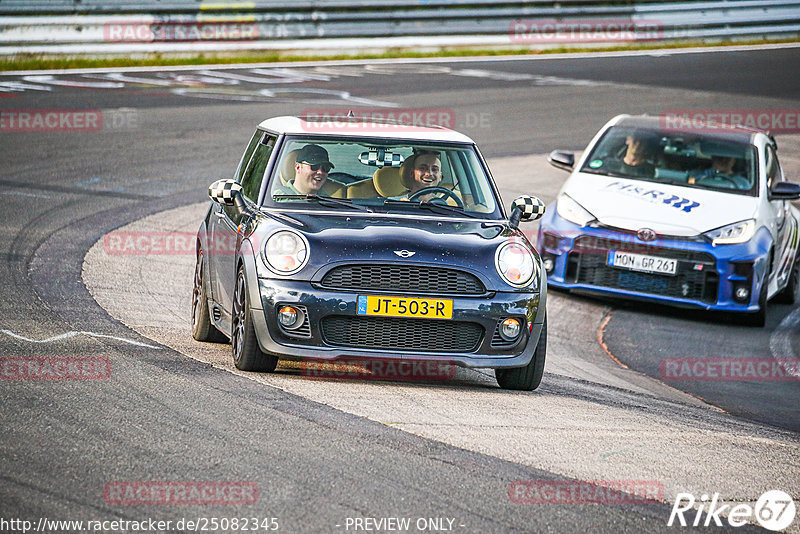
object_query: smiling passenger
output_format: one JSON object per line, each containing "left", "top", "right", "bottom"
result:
{"left": 278, "top": 144, "right": 335, "bottom": 195}
{"left": 396, "top": 151, "right": 443, "bottom": 201}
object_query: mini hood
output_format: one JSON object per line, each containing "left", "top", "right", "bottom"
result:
{"left": 257, "top": 211, "right": 538, "bottom": 287}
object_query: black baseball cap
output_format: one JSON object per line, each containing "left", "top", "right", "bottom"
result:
{"left": 296, "top": 144, "right": 334, "bottom": 168}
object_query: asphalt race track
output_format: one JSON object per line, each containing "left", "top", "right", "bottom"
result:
{"left": 1, "top": 45, "right": 799, "bottom": 533}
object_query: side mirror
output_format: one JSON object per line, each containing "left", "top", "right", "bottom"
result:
{"left": 547, "top": 150, "right": 575, "bottom": 172}
{"left": 508, "top": 195, "right": 546, "bottom": 229}
{"left": 770, "top": 181, "right": 800, "bottom": 200}
{"left": 208, "top": 179, "right": 249, "bottom": 214}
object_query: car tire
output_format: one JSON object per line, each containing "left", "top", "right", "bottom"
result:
{"left": 495, "top": 315, "right": 547, "bottom": 391}
{"left": 231, "top": 265, "right": 279, "bottom": 372}
{"left": 744, "top": 273, "right": 769, "bottom": 327}
{"left": 191, "top": 248, "right": 227, "bottom": 343}
{"left": 774, "top": 258, "right": 799, "bottom": 305}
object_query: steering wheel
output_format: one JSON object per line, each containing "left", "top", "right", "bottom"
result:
{"left": 698, "top": 173, "right": 739, "bottom": 188}
{"left": 407, "top": 186, "right": 464, "bottom": 208}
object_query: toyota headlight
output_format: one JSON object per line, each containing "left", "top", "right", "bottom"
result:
{"left": 703, "top": 219, "right": 756, "bottom": 245}
{"left": 556, "top": 194, "right": 596, "bottom": 226}
{"left": 496, "top": 242, "right": 537, "bottom": 288}
{"left": 264, "top": 230, "right": 308, "bottom": 274}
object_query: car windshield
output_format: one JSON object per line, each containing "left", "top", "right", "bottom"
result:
{"left": 266, "top": 136, "right": 501, "bottom": 217}
{"left": 580, "top": 126, "right": 758, "bottom": 196}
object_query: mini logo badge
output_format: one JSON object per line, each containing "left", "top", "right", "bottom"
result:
{"left": 394, "top": 250, "right": 415, "bottom": 258}
{"left": 637, "top": 228, "right": 657, "bottom": 242}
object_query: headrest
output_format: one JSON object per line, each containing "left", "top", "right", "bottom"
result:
{"left": 278, "top": 149, "right": 300, "bottom": 185}
{"left": 373, "top": 166, "right": 406, "bottom": 197}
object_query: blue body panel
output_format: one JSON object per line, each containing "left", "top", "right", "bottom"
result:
{"left": 538, "top": 205, "right": 772, "bottom": 312}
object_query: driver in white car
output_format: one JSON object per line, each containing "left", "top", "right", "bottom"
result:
{"left": 690, "top": 154, "right": 751, "bottom": 190}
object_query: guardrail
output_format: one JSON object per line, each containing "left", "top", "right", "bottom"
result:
{"left": 1, "top": 1, "right": 798, "bottom": 55}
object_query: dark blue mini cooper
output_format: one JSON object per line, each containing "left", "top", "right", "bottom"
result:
{"left": 192, "top": 116, "right": 547, "bottom": 390}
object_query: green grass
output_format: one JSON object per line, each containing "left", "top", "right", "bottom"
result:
{"left": 1, "top": 38, "right": 798, "bottom": 71}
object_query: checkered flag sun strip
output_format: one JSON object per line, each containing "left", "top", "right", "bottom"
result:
{"left": 513, "top": 196, "right": 546, "bottom": 220}
{"left": 358, "top": 149, "right": 405, "bottom": 168}
{"left": 209, "top": 180, "right": 243, "bottom": 206}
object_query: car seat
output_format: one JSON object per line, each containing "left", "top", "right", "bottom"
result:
{"left": 372, "top": 166, "right": 406, "bottom": 197}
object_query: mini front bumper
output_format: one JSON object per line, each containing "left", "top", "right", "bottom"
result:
{"left": 249, "top": 278, "right": 546, "bottom": 369}
{"left": 538, "top": 211, "right": 771, "bottom": 312}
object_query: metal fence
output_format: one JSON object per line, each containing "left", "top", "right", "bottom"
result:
{"left": 1, "top": 0, "right": 798, "bottom": 54}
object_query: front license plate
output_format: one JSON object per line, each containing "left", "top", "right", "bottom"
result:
{"left": 607, "top": 251, "right": 677, "bottom": 276}
{"left": 357, "top": 295, "right": 453, "bottom": 319}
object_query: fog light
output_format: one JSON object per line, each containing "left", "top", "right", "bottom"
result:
{"left": 500, "top": 318, "right": 522, "bottom": 341}
{"left": 278, "top": 306, "right": 298, "bottom": 327}
{"left": 734, "top": 286, "right": 750, "bottom": 302}
{"left": 543, "top": 256, "right": 555, "bottom": 274}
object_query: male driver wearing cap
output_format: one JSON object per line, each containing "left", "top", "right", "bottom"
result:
{"left": 276, "top": 144, "right": 335, "bottom": 196}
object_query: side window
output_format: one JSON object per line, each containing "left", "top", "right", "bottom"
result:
{"left": 240, "top": 133, "right": 277, "bottom": 202}
{"left": 765, "top": 145, "right": 784, "bottom": 189}
{"left": 235, "top": 130, "right": 262, "bottom": 183}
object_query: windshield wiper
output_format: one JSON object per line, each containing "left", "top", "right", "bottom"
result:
{"left": 382, "top": 199, "right": 481, "bottom": 219}
{"left": 273, "top": 194, "right": 372, "bottom": 213}
{"left": 582, "top": 168, "right": 626, "bottom": 179}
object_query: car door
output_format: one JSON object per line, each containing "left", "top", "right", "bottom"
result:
{"left": 764, "top": 143, "right": 795, "bottom": 289}
{"left": 208, "top": 131, "right": 276, "bottom": 328}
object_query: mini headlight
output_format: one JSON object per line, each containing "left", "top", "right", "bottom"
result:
{"left": 264, "top": 230, "right": 308, "bottom": 274}
{"left": 496, "top": 242, "right": 536, "bottom": 287}
{"left": 703, "top": 219, "right": 756, "bottom": 245}
{"left": 556, "top": 193, "right": 596, "bottom": 226}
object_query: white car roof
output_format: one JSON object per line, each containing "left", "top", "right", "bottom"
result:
{"left": 257, "top": 115, "right": 475, "bottom": 143}
{"left": 608, "top": 114, "right": 760, "bottom": 144}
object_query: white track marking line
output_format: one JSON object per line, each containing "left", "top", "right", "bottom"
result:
{"left": 0, "top": 329, "right": 162, "bottom": 349}
{"left": 0, "top": 191, "right": 52, "bottom": 199}
{"left": 83, "top": 72, "right": 177, "bottom": 86}
{"left": 21, "top": 75, "right": 125, "bottom": 89}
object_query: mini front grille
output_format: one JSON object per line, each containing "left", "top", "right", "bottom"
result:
{"left": 321, "top": 315, "right": 483, "bottom": 353}
{"left": 320, "top": 264, "right": 485, "bottom": 294}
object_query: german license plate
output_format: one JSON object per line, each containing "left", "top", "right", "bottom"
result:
{"left": 607, "top": 251, "right": 677, "bottom": 276}
{"left": 357, "top": 295, "right": 453, "bottom": 319}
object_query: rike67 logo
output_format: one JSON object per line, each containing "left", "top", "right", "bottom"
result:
{"left": 668, "top": 490, "right": 795, "bottom": 531}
